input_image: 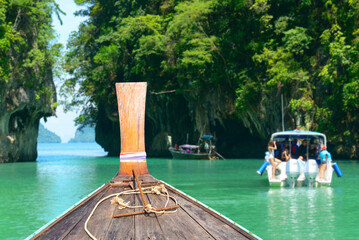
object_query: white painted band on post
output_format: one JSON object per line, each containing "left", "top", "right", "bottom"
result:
{"left": 120, "top": 159, "right": 147, "bottom": 163}
{"left": 120, "top": 151, "right": 146, "bottom": 160}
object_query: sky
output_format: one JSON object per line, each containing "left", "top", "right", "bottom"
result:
{"left": 41, "top": 0, "right": 87, "bottom": 143}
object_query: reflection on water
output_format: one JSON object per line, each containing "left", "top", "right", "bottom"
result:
{"left": 35, "top": 160, "right": 97, "bottom": 220}
{"left": 150, "top": 159, "right": 359, "bottom": 240}
{"left": 266, "top": 188, "right": 335, "bottom": 239}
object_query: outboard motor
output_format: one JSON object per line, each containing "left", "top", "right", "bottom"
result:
{"left": 286, "top": 159, "right": 300, "bottom": 188}
{"left": 305, "top": 160, "right": 319, "bottom": 187}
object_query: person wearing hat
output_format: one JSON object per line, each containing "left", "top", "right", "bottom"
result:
{"left": 318, "top": 145, "right": 332, "bottom": 181}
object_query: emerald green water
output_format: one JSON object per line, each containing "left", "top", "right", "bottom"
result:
{"left": 0, "top": 143, "right": 357, "bottom": 240}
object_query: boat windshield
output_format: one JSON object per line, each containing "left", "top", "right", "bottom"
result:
{"left": 270, "top": 130, "right": 327, "bottom": 160}
{"left": 271, "top": 130, "right": 326, "bottom": 146}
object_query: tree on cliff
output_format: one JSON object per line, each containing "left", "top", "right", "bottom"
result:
{"left": 62, "top": 0, "right": 359, "bottom": 159}
{"left": 0, "top": 0, "right": 62, "bottom": 162}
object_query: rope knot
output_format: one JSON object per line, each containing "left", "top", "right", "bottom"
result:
{"left": 111, "top": 197, "right": 130, "bottom": 210}
{"left": 144, "top": 204, "right": 152, "bottom": 213}
{"left": 159, "top": 184, "right": 167, "bottom": 193}
{"left": 85, "top": 184, "right": 179, "bottom": 240}
{"left": 152, "top": 184, "right": 167, "bottom": 195}
{"left": 152, "top": 186, "right": 161, "bottom": 195}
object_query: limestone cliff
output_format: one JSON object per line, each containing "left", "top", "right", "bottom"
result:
{"left": 0, "top": 1, "right": 59, "bottom": 163}
{"left": 93, "top": 87, "right": 267, "bottom": 158}
{"left": 0, "top": 74, "right": 56, "bottom": 163}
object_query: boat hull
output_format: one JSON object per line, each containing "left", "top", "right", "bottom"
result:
{"left": 265, "top": 160, "right": 335, "bottom": 187}
{"left": 169, "top": 148, "right": 217, "bottom": 160}
{"left": 27, "top": 174, "right": 258, "bottom": 240}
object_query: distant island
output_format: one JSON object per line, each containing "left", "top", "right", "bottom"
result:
{"left": 38, "top": 124, "right": 61, "bottom": 143}
{"left": 68, "top": 126, "right": 95, "bottom": 143}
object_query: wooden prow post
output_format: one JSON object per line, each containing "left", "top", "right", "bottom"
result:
{"left": 116, "top": 82, "right": 149, "bottom": 175}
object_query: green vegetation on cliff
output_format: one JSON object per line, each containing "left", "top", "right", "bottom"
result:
{"left": 0, "top": 0, "right": 62, "bottom": 162}
{"left": 68, "top": 126, "right": 95, "bottom": 143}
{"left": 62, "top": 0, "right": 359, "bottom": 158}
{"left": 38, "top": 123, "right": 61, "bottom": 143}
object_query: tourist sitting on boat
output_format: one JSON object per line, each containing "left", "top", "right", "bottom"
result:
{"left": 268, "top": 140, "right": 282, "bottom": 179}
{"left": 318, "top": 145, "right": 332, "bottom": 181}
{"left": 281, "top": 148, "right": 290, "bottom": 162}
{"left": 281, "top": 140, "right": 289, "bottom": 151}
{"left": 298, "top": 139, "right": 308, "bottom": 160}
{"left": 274, "top": 143, "right": 282, "bottom": 159}
{"left": 291, "top": 141, "right": 299, "bottom": 158}
{"left": 309, "top": 143, "right": 317, "bottom": 159}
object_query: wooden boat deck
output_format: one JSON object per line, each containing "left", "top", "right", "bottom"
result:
{"left": 30, "top": 174, "right": 257, "bottom": 240}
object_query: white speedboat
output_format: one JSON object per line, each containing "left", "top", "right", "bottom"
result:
{"left": 257, "top": 130, "right": 342, "bottom": 187}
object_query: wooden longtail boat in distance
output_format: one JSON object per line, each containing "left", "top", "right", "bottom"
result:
{"left": 27, "top": 82, "right": 260, "bottom": 240}
{"left": 169, "top": 135, "right": 224, "bottom": 160}
{"left": 169, "top": 144, "right": 216, "bottom": 160}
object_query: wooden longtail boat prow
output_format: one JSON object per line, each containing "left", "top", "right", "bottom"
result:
{"left": 27, "top": 82, "right": 260, "bottom": 240}
{"left": 117, "top": 82, "right": 148, "bottom": 176}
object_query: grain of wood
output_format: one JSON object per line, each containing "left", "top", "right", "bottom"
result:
{"left": 105, "top": 193, "right": 135, "bottom": 240}
{"left": 134, "top": 193, "right": 165, "bottom": 239}
{"left": 169, "top": 190, "right": 253, "bottom": 240}
{"left": 30, "top": 180, "right": 256, "bottom": 240}
{"left": 63, "top": 186, "right": 119, "bottom": 240}
{"left": 147, "top": 190, "right": 214, "bottom": 240}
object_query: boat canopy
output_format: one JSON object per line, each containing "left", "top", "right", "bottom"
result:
{"left": 200, "top": 135, "right": 213, "bottom": 140}
{"left": 271, "top": 130, "right": 327, "bottom": 146}
{"left": 179, "top": 144, "right": 199, "bottom": 149}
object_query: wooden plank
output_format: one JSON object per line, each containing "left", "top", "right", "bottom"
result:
{"left": 105, "top": 193, "right": 135, "bottom": 240}
{"left": 85, "top": 187, "right": 119, "bottom": 239}
{"left": 33, "top": 185, "right": 110, "bottom": 240}
{"left": 146, "top": 190, "right": 214, "bottom": 240}
{"left": 134, "top": 192, "right": 165, "bottom": 239}
{"left": 168, "top": 190, "right": 251, "bottom": 240}
{"left": 63, "top": 186, "right": 122, "bottom": 240}
{"left": 62, "top": 186, "right": 120, "bottom": 240}
{"left": 111, "top": 174, "right": 158, "bottom": 185}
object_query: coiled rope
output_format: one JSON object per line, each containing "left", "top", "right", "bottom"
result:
{"left": 84, "top": 184, "right": 178, "bottom": 240}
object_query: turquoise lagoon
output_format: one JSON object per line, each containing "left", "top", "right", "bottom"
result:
{"left": 0, "top": 143, "right": 357, "bottom": 239}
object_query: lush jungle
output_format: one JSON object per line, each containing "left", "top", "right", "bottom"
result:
{"left": 61, "top": 0, "right": 359, "bottom": 159}
{"left": 2, "top": 0, "right": 359, "bottom": 162}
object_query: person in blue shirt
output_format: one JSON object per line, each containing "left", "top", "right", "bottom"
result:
{"left": 318, "top": 145, "right": 332, "bottom": 181}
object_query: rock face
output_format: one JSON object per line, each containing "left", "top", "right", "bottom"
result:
{"left": 0, "top": 2, "right": 58, "bottom": 163}
{"left": 95, "top": 103, "right": 121, "bottom": 156}
{"left": 0, "top": 75, "right": 56, "bottom": 163}
{"left": 94, "top": 90, "right": 266, "bottom": 158}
